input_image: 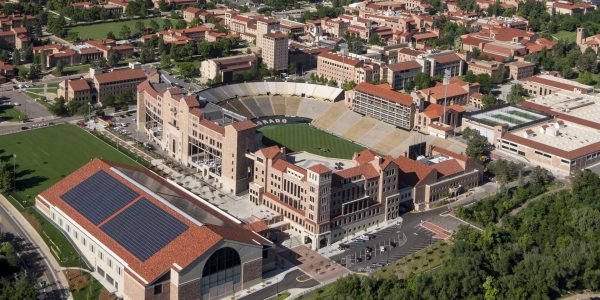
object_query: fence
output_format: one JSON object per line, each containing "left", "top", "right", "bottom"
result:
{"left": 85, "top": 128, "right": 152, "bottom": 168}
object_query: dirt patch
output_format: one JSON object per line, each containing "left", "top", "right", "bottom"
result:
{"left": 297, "top": 274, "right": 311, "bottom": 282}
{"left": 21, "top": 212, "right": 42, "bottom": 233}
{"left": 63, "top": 269, "right": 90, "bottom": 291}
{"left": 99, "top": 287, "right": 118, "bottom": 300}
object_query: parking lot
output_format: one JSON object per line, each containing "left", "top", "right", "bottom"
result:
{"left": 7, "top": 91, "right": 52, "bottom": 119}
{"left": 329, "top": 221, "right": 440, "bottom": 273}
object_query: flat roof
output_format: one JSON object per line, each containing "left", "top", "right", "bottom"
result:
{"left": 525, "top": 91, "right": 600, "bottom": 126}
{"left": 466, "top": 105, "right": 547, "bottom": 127}
{"left": 510, "top": 121, "right": 600, "bottom": 152}
{"left": 527, "top": 75, "right": 593, "bottom": 92}
{"left": 286, "top": 151, "right": 357, "bottom": 171}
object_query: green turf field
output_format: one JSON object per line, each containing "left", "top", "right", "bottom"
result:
{"left": 0, "top": 105, "right": 27, "bottom": 121}
{"left": 4, "top": 125, "right": 141, "bottom": 204}
{"left": 507, "top": 110, "right": 540, "bottom": 120}
{"left": 492, "top": 114, "right": 525, "bottom": 125}
{"left": 480, "top": 118, "right": 501, "bottom": 125}
{"left": 258, "top": 124, "right": 365, "bottom": 159}
{"left": 67, "top": 17, "right": 169, "bottom": 40}
{"left": 553, "top": 31, "right": 577, "bottom": 43}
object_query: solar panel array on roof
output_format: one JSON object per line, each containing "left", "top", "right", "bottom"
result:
{"left": 100, "top": 197, "right": 189, "bottom": 262}
{"left": 60, "top": 170, "right": 140, "bottom": 225}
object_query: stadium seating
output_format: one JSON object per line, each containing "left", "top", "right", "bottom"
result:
{"left": 271, "top": 96, "right": 286, "bottom": 115}
{"left": 312, "top": 102, "right": 349, "bottom": 130}
{"left": 255, "top": 97, "right": 274, "bottom": 116}
{"left": 285, "top": 97, "right": 302, "bottom": 116}
{"left": 241, "top": 98, "right": 265, "bottom": 118}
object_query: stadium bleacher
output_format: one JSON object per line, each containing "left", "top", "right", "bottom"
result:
{"left": 255, "top": 97, "right": 275, "bottom": 116}
{"left": 311, "top": 102, "right": 349, "bottom": 130}
{"left": 271, "top": 96, "right": 286, "bottom": 115}
{"left": 326, "top": 110, "right": 363, "bottom": 136}
{"left": 241, "top": 98, "right": 265, "bottom": 118}
{"left": 223, "top": 99, "right": 256, "bottom": 119}
{"left": 342, "top": 116, "right": 380, "bottom": 141}
{"left": 285, "top": 97, "right": 302, "bottom": 116}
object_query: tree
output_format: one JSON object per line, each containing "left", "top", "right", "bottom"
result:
{"left": 150, "top": 20, "right": 160, "bottom": 33}
{"left": 119, "top": 24, "right": 131, "bottom": 40}
{"left": 55, "top": 60, "right": 64, "bottom": 76}
{"left": 28, "top": 63, "right": 40, "bottom": 79}
{"left": 481, "top": 94, "right": 498, "bottom": 109}
{"left": 160, "top": 54, "right": 170, "bottom": 69}
{"left": 246, "top": 48, "right": 251, "bottom": 54}
{"left": 404, "top": 80, "right": 415, "bottom": 92}
{"left": 491, "top": 64, "right": 505, "bottom": 84}
{"left": 158, "top": 0, "right": 168, "bottom": 11}
{"left": 48, "top": 96, "right": 67, "bottom": 115}
{"left": 176, "top": 19, "right": 187, "bottom": 30}
{"left": 119, "top": 90, "right": 134, "bottom": 104}
{"left": 190, "top": 18, "right": 200, "bottom": 28}
{"left": 12, "top": 49, "right": 20, "bottom": 65}
{"left": 240, "top": 5, "right": 250, "bottom": 12}
{"left": 34, "top": 22, "right": 42, "bottom": 39}
{"left": 578, "top": 71, "right": 595, "bottom": 85}
{"left": 471, "top": 46, "right": 480, "bottom": 59}
{"left": 135, "top": 20, "right": 146, "bottom": 35}
{"left": 414, "top": 72, "right": 432, "bottom": 90}
{"left": 122, "top": 103, "right": 129, "bottom": 111}
{"left": 368, "top": 33, "right": 382, "bottom": 45}
{"left": 101, "top": 94, "right": 117, "bottom": 107}
{"left": 506, "top": 83, "right": 526, "bottom": 104}
{"left": 108, "top": 53, "right": 120, "bottom": 67}
{"left": 529, "top": 166, "right": 550, "bottom": 186}
{"left": 67, "top": 99, "right": 81, "bottom": 115}
{"left": 343, "top": 80, "right": 357, "bottom": 91}
{"left": 163, "top": 18, "right": 172, "bottom": 30}
{"left": 477, "top": 73, "right": 492, "bottom": 94}
{"left": 465, "top": 129, "right": 491, "bottom": 161}
{"left": 464, "top": 70, "right": 477, "bottom": 83}
{"left": 179, "top": 62, "right": 197, "bottom": 78}
{"left": 140, "top": 3, "right": 148, "bottom": 17}
{"left": 95, "top": 109, "right": 105, "bottom": 117}
{"left": 106, "top": 31, "right": 116, "bottom": 40}
{"left": 289, "top": 62, "right": 298, "bottom": 75}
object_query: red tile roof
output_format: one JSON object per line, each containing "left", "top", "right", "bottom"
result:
{"left": 318, "top": 51, "right": 362, "bottom": 66}
{"left": 243, "top": 220, "right": 269, "bottom": 232}
{"left": 333, "top": 164, "right": 379, "bottom": 181}
{"left": 68, "top": 79, "right": 91, "bottom": 91}
{"left": 433, "top": 53, "right": 462, "bottom": 63}
{"left": 395, "top": 156, "right": 435, "bottom": 186}
{"left": 230, "top": 120, "right": 256, "bottom": 131}
{"left": 190, "top": 108, "right": 203, "bottom": 117}
{"left": 259, "top": 145, "right": 281, "bottom": 159}
{"left": 94, "top": 69, "right": 147, "bottom": 84}
{"left": 308, "top": 164, "right": 331, "bottom": 174}
{"left": 434, "top": 159, "right": 464, "bottom": 178}
{"left": 431, "top": 146, "right": 469, "bottom": 162}
{"left": 387, "top": 61, "right": 422, "bottom": 72}
{"left": 272, "top": 159, "right": 307, "bottom": 179}
{"left": 354, "top": 82, "right": 413, "bottom": 106}
{"left": 526, "top": 75, "right": 591, "bottom": 92}
{"left": 355, "top": 149, "right": 378, "bottom": 165}
{"left": 199, "top": 119, "right": 225, "bottom": 135}
{"left": 183, "top": 95, "right": 199, "bottom": 108}
{"left": 38, "top": 159, "right": 269, "bottom": 286}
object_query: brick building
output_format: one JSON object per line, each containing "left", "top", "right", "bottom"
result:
{"left": 347, "top": 82, "right": 415, "bottom": 130}
{"left": 94, "top": 68, "right": 147, "bottom": 102}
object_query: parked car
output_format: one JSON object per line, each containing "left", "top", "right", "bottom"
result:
{"left": 132, "top": 119, "right": 137, "bottom": 122}
{"left": 360, "top": 235, "right": 371, "bottom": 241}
{"left": 380, "top": 246, "right": 386, "bottom": 252}
{"left": 338, "top": 244, "right": 349, "bottom": 250}
{"left": 365, "top": 254, "right": 371, "bottom": 260}
{"left": 13, "top": 102, "right": 20, "bottom": 106}
{"left": 48, "top": 122, "right": 54, "bottom": 125}
{"left": 355, "top": 238, "right": 365, "bottom": 243}
{"left": 365, "top": 246, "right": 372, "bottom": 253}
{"left": 21, "top": 126, "right": 29, "bottom": 130}
{"left": 372, "top": 262, "right": 385, "bottom": 267}
{"left": 390, "top": 242, "right": 396, "bottom": 249}
{"left": 356, "top": 257, "right": 362, "bottom": 263}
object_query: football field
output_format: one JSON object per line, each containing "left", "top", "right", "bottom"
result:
{"left": 259, "top": 124, "right": 366, "bottom": 159}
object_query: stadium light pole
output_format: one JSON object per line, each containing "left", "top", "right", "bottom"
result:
{"left": 12, "top": 154, "right": 16, "bottom": 191}
{"left": 88, "top": 102, "right": 92, "bottom": 129}
{"left": 443, "top": 69, "right": 451, "bottom": 124}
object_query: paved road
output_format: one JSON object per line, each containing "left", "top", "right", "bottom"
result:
{"left": 241, "top": 269, "right": 319, "bottom": 300}
{"left": 0, "top": 201, "right": 66, "bottom": 299}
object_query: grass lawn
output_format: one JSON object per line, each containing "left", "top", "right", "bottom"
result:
{"left": 553, "top": 30, "right": 577, "bottom": 43}
{"left": 24, "top": 91, "right": 43, "bottom": 99}
{"left": 62, "top": 64, "right": 92, "bottom": 75}
{"left": 258, "top": 124, "right": 365, "bottom": 159}
{"left": 47, "top": 83, "right": 59, "bottom": 88}
{"left": 67, "top": 17, "right": 169, "bottom": 40}
{"left": 0, "top": 105, "right": 27, "bottom": 121}
{"left": 64, "top": 270, "right": 105, "bottom": 300}
{"left": 373, "top": 240, "right": 453, "bottom": 281}
{"left": 5, "top": 124, "right": 141, "bottom": 203}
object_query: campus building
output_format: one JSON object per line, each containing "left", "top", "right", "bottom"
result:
{"left": 316, "top": 52, "right": 382, "bottom": 87}
{"left": 524, "top": 73, "right": 594, "bottom": 95}
{"left": 262, "top": 32, "right": 289, "bottom": 71}
{"left": 57, "top": 79, "right": 92, "bottom": 104}
{"left": 93, "top": 68, "right": 147, "bottom": 102}
{"left": 137, "top": 70, "right": 256, "bottom": 194}
{"left": 383, "top": 60, "right": 424, "bottom": 91}
{"left": 347, "top": 82, "right": 415, "bottom": 130}
{"left": 36, "top": 159, "right": 275, "bottom": 300}
{"left": 200, "top": 54, "right": 259, "bottom": 80}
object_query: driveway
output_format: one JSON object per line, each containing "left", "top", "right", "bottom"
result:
{"left": 280, "top": 245, "right": 349, "bottom": 282}
{"left": 241, "top": 269, "right": 318, "bottom": 300}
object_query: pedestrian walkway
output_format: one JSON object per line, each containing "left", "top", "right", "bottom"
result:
{"left": 280, "top": 245, "right": 349, "bottom": 283}
{"left": 0, "top": 195, "right": 73, "bottom": 300}
{"left": 421, "top": 222, "right": 450, "bottom": 239}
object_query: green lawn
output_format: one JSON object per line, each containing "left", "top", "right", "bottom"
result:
{"left": 5, "top": 124, "right": 141, "bottom": 203}
{"left": 479, "top": 118, "right": 501, "bottom": 125}
{"left": 492, "top": 114, "right": 525, "bottom": 125}
{"left": 553, "top": 30, "right": 577, "bottom": 43}
{"left": 67, "top": 17, "right": 169, "bottom": 40}
{"left": 62, "top": 64, "right": 92, "bottom": 75}
{"left": 24, "top": 91, "right": 43, "bottom": 99}
{"left": 0, "top": 105, "right": 27, "bottom": 121}
{"left": 507, "top": 110, "right": 540, "bottom": 120}
{"left": 258, "top": 124, "right": 365, "bottom": 159}
{"left": 47, "top": 83, "right": 59, "bottom": 88}
{"left": 25, "top": 88, "right": 45, "bottom": 93}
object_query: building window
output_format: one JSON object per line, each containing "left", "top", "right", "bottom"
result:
{"left": 201, "top": 247, "right": 241, "bottom": 295}
{"left": 154, "top": 284, "right": 163, "bottom": 295}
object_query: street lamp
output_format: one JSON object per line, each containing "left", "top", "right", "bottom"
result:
{"left": 275, "top": 277, "right": 279, "bottom": 296}
{"left": 88, "top": 102, "right": 92, "bottom": 129}
{"left": 12, "top": 154, "right": 16, "bottom": 191}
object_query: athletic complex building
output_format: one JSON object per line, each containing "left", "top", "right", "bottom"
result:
{"left": 36, "top": 159, "right": 276, "bottom": 300}
{"left": 136, "top": 73, "right": 480, "bottom": 249}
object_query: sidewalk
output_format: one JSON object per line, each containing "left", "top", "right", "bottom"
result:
{"left": 0, "top": 195, "right": 73, "bottom": 300}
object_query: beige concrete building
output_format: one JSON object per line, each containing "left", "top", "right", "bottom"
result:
{"left": 384, "top": 60, "right": 423, "bottom": 91}
{"left": 35, "top": 158, "right": 275, "bottom": 300}
{"left": 505, "top": 61, "right": 535, "bottom": 80}
{"left": 57, "top": 79, "right": 92, "bottom": 104}
{"left": 262, "top": 32, "right": 288, "bottom": 71}
{"left": 248, "top": 147, "right": 407, "bottom": 249}
{"left": 256, "top": 18, "right": 280, "bottom": 51}
{"left": 94, "top": 68, "right": 147, "bottom": 102}
{"left": 316, "top": 52, "right": 382, "bottom": 87}
{"left": 137, "top": 71, "right": 257, "bottom": 194}
{"left": 347, "top": 82, "right": 415, "bottom": 130}
{"left": 200, "top": 54, "right": 259, "bottom": 80}
{"left": 525, "top": 74, "right": 594, "bottom": 95}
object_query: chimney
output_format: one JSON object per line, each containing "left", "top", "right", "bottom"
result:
{"left": 428, "top": 144, "right": 434, "bottom": 156}
{"left": 403, "top": 151, "right": 408, "bottom": 157}
{"left": 280, "top": 147, "right": 286, "bottom": 154}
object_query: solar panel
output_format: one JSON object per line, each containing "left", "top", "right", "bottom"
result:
{"left": 61, "top": 170, "right": 140, "bottom": 225}
{"left": 100, "top": 197, "right": 189, "bottom": 262}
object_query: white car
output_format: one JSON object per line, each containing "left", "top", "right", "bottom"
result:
{"left": 99, "top": 124, "right": 107, "bottom": 128}
{"left": 132, "top": 119, "right": 137, "bottom": 123}
{"left": 13, "top": 102, "right": 20, "bottom": 106}
{"left": 360, "top": 235, "right": 371, "bottom": 241}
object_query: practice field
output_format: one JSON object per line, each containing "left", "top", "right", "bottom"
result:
{"left": 4, "top": 125, "right": 141, "bottom": 204}
{"left": 259, "top": 124, "right": 365, "bottom": 159}
{"left": 67, "top": 17, "right": 169, "bottom": 40}
{"left": 553, "top": 31, "right": 577, "bottom": 43}
{"left": 0, "top": 105, "right": 28, "bottom": 121}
